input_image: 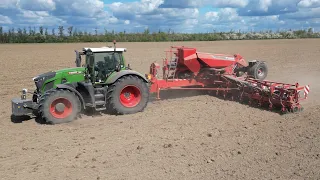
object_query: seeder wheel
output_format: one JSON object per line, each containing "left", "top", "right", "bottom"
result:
{"left": 248, "top": 61, "right": 268, "bottom": 81}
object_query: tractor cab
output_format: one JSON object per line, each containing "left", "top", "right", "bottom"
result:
{"left": 75, "top": 44, "right": 127, "bottom": 83}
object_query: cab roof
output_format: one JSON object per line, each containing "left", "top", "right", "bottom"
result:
{"left": 83, "top": 47, "right": 127, "bottom": 53}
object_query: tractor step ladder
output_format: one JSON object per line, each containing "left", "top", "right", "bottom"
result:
{"left": 166, "top": 57, "right": 178, "bottom": 81}
{"left": 94, "top": 87, "right": 106, "bottom": 111}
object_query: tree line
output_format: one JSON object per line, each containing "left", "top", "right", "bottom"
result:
{"left": 0, "top": 26, "right": 319, "bottom": 43}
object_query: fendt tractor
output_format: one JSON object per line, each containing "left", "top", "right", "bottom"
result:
{"left": 11, "top": 41, "right": 310, "bottom": 125}
{"left": 11, "top": 41, "right": 150, "bottom": 124}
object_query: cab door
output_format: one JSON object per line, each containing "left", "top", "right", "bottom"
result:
{"left": 85, "top": 53, "right": 96, "bottom": 83}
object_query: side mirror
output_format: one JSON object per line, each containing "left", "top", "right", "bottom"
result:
{"left": 75, "top": 50, "right": 81, "bottom": 67}
{"left": 127, "top": 64, "right": 132, "bottom": 70}
{"left": 113, "top": 40, "right": 116, "bottom": 51}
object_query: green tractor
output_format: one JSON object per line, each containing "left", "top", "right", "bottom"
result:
{"left": 11, "top": 41, "right": 150, "bottom": 124}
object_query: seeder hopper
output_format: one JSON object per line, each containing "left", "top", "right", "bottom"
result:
{"left": 146, "top": 46, "right": 310, "bottom": 114}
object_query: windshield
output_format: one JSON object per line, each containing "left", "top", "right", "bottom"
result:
{"left": 94, "top": 52, "right": 121, "bottom": 70}
{"left": 94, "top": 52, "right": 122, "bottom": 82}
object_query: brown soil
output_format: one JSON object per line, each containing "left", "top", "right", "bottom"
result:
{"left": 0, "top": 39, "right": 319, "bottom": 180}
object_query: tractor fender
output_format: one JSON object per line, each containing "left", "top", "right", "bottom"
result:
{"left": 56, "top": 84, "right": 86, "bottom": 110}
{"left": 106, "top": 70, "right": 149, "bottom": 84}
{"left": 248, "top": 60, "right": 266, "bottom": 66}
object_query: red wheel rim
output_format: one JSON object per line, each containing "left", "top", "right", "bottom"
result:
{"left": 257, "top": 68, "right": 264, "bottom": 76}
{"left": 49, "top": 98, "right": 73, "bottom": 119}
{"left": 119, "top": 85, "right": 141, "bottom": 108}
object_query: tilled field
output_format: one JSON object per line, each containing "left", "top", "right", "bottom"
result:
{"left": 0, "top": 39, "right": 319, "bottom": 180}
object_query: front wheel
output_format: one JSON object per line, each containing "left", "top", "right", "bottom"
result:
{"left": 106, "top": 75, "right": 149, "bottom": 115}
{"left": 38, "top": 89, "right": 81, "bottom": 124}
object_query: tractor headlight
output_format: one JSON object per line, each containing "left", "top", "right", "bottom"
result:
{"left": 21, "top": 88, "right": 28, "bottom": 100}
{"left": 145, "top": 74, "right": 152, "bottom": 80}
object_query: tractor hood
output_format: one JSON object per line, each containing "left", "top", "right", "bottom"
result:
{"left": 33, "top": 67, "right": 86, "bottom": 91}
{"left": 54, "top": 67, "right": 86, "bottom": 75}
{"left": 52, "top": 67, "right": 86, "bottom": 84}
{"left": 33, "top": 67, "right": 85, "bottom": 80}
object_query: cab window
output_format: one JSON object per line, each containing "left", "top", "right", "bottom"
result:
{"left": 94, "top": 52, "right": 122, "bottom": 70}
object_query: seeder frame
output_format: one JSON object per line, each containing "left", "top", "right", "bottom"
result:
{"left": 146, "top": 46, "right": 309, "bottom": 114}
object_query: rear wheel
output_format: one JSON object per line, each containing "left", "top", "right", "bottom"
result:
{"left": 248, "top": 61, "right": 268, "bottom": 80}
{"left": 106, "top": 75, "right": 149, "bottom": 115}
{"left": 39, "top": 89, "right": 80, "bottom": 124}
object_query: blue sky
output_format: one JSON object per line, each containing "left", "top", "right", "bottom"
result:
{"left": 0, "top": 0, "right": 319, "bottom": 33}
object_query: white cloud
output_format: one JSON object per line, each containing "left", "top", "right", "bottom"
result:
{"left": 17, "top": 0, "right": 56, "bottom": 11}
{"left": 51, "top": 0, "right": 104, "bottom": 17}
{"left": 209, "top": 0, "right": 249, "bottom": 8}
{"left": 17, "top": 10, "right": 65, "bottom": 26}
{"left": 181, "top": 19, "right": 199, "bottom": 32}
{"left": 0, "top": 0, "right": 18, "bottom": 9}
{"left": 280, "top": 7, "right": 320, "bottom": 20}
{"left": 20, "top": 10, "right": 49, "bottom": 18}
{"left": 1, "top": 0, "right": 320, "bottom": 33}
{"left": 205, "top": 12, "right": 219, "bottom": 19}
{"left": 205, "top": 8, "right": 242, "bottom": 23}
{"left": 70, "top": 0, "right": 104, "bottom": 17}
{"left": 124, "top": 20, "right": 130, "bottom": 25}
{"left": 259, "top": 0, "right": 272, "bottom": 11}
{"left": 238, "top": 0, "right": 300, "bottom": 16}
{"left": 160, "top": 0, "right": 248, "bottom": 8}
{"left": 298, "top": 0, "right": 320, "bottom": 8}
{"left": 108, "top": 0, "right": 199, "bottom": 32}
{"left": 158, "top": 0, "right": 197, "bottom": 8}
{"left": 0, "top": 15, "right": 13, "bottom": 24}
{"left": 203, "top": 8, "right": 289, "bottom": 32}
{"left": 96, "top": 14, "right": 119, "bottom": 26}
{"left": 108, "top": 0, "right": 164, "bottom": 19}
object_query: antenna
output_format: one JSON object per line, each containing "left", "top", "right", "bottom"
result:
{"left": 113, "top": 40, "right": 116, "bottom": 52}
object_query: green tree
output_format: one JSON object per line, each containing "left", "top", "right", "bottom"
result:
{"left": 58, "top": 26, "right": 64, "bottom": 37}
{"left": 68, "top": 26, "right": 73, "bottom": 36}
{"left": 45, "top": 28, "right": 48, "bottom": 36}
{"left": 39, "top": 26, "right": 44, "bottom": 35}
{"left": 17, "top": 28, "right": 23, "bottom": 43}
{"left": 0, "top": 26, "right": 3, "bottom": 43}
{"left": 23, "top": 27, "right": 27, "bottom": 36}
{"left": 28, "top": 26, "right": 32, "bottom": 36}
{"left": 95, "top": 27, "right": 98, "bottom": 36}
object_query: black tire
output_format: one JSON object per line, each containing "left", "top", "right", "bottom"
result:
{"left": 106, "top": 75, "right": 149, "bottom": 115}
{"left": 248, "top": 61, "right": 268, "bottom": 80}
{"left": 38, "top": 89, "right": 81, "bottom": 124}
